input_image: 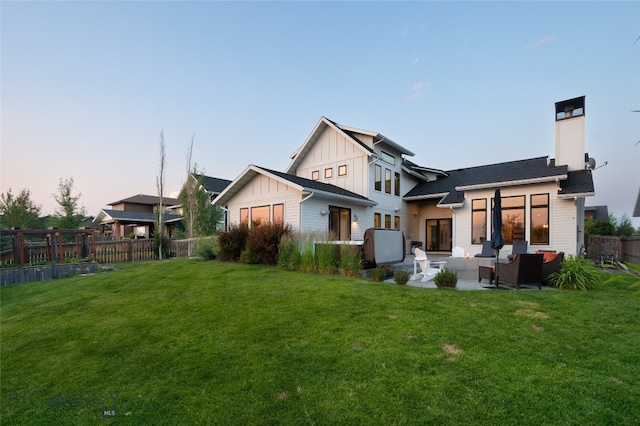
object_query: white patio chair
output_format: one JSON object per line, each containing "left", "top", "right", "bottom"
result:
{"left": 412, "top": 247, "right": 439, "bottom": 282}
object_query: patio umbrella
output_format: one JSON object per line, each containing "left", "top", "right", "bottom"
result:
{"left": 491, "top": 188, "right": 504, "bottom": 284}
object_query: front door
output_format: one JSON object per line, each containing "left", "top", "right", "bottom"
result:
{"left": 329, "top": 206, "right": 351, "bottom": 241}
{"left": 426, "top": 219, "right": 452, "bottom": 252}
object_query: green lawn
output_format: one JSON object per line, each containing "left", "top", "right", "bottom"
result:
{"left": 1, "top": 259, "right": 639, "bottom": 425}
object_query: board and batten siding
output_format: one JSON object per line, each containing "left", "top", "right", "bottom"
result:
{"left": 225, "top": 174, "right": 303, "bottom": 229}
{"left": 295, "top": 127, "right": 370, "bottom": 197}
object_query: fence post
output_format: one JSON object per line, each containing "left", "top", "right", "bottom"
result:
{"left": 128, "top": 239, "right": 133, "bottom": 262}
{"left": 57, "top": 230, "right": 65, "bottom": 264}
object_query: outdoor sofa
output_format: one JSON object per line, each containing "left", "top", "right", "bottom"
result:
{"left": 496, "top": 253, "right": 544, "bottom": 289}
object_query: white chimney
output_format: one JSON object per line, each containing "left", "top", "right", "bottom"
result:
{"left": 555, "top": 96, "right": 585, "bottom": 171}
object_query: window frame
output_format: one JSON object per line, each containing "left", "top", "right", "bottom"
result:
{"left": 374, "top": 164, "right": 382, "bottom": 191}
{"left": 311, "top": 170, "right": 319, "bottom": 181}
{"left": 471, "top": 199, "right": 487, "bottom": 244}
{"left": 338, "top": 165, "right": 347, "bottom": 176}
{"left": 530, "top": 193, "right": 549, "bottom": 245}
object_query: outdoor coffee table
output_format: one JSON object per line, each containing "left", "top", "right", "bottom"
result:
{"left": 432, "top": 261, "right": 447, "bottom": 271}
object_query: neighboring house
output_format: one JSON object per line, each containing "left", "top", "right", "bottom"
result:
{"left": 192, "top": 173, "right": 232, "bottom": 231}
{"left": 585, "top": 205, "right": 609, "bottom": 223}
{"left": 214, "top": 96, "right": 595, "bottom": 256}
{"left": 93, "top": 194, "right": 181, "bottom": 239}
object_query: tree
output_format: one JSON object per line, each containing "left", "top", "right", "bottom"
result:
{"left": 0, "top": 188, "right": 44, "bottom": 230}
{"left": 50, "top": 177, "right": 86, "bottom": 229}
{"left": 181, "top": 137, "right": 198, "bottom": 257}
{"left": 178, "top": 172, "right": 223, "bottom": 239}
{"left": 614, "top": 214, "right": 637, "bottom": 236}
{"left": 155, "top": 131, "right": 167, "bottom": 259}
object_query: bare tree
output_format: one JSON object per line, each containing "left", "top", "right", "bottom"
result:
{"left": 183, "top": 135, "right": 197, "bottom": 256}
{"left": 156, "top": 131, "right": 166, "bottom": 259}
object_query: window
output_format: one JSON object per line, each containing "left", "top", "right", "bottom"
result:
{"left": 385, "top": 214, "right": 391, "bottom": 229}
{"left": 325, "top": 168, "right": 333, "bottom": 179}
{"left": 251, "top": 205, "right": 270, "bottom": 225}
{"left": 472, "top": 199, "right": 487, "bottom": 244}
{"left": 381, "top": 151, "right": 395, "bottom": 165}
{"left": 385, "top": 169, "right": 391, "bottom": 194}
{"left": 530, "top": 194, "right": 549, "bottom": 245}
{"left": 494, "top": 195, "right": 525, "bottom": 244}
{"left": 338, "top": 165, "right": 347, "bottom": 176}
{"left": 273, "top": 204, "right": 284, "bottom": 224}
{"left": 329, "top": 206, "right": 351, "bottom": 240}
{"left": 394, "top": 216, "right": 400, "bottom": 230}
{"left": 394, "top": 172, "right": 400, "bottom": 196}
{"left": 374, "top": 213, "right": 381, "bottom": 228}
{"left": 375, "top": 165, "right": 382, "bottom": 191}
{"left": 311, "top": 170, "right": 319, "bottom": 180}
{"left": 240, "top": 208, "right": 249, "bottom": 224}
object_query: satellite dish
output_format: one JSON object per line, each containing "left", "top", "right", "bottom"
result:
{"left": 588, "top": 157, "right": 596, "bottom": 169}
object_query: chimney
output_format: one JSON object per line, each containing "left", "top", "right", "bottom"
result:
{"left": 555, "top": 96, "right": 585, "bottom": 171}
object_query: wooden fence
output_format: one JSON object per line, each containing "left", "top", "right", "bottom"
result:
{"left": 0, "top": 229, "right": 194, "bottom": 266}
{"left": 585, "top": 235, "right": 640, "bottom": 265}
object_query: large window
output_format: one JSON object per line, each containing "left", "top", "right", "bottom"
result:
{"left": 494, "top": 195, "right": 525, "bottom": 244}
{"left": 530, "top": 194, "right": 549, "bottom": 244}
{"left": 394, "top": 216, "right": 400, "bottom": 230}
{"left": 251, "top": 205, "right": 270, "bottom": 225}
{"left": 394, "top": 172, "right": 400, "bottom": 196}
{"left": 273, "top": 204, "right": 284, "bottom": 224}
{"left": 385, "top": 169, "right": 391, "bottom": 194}
{"left": 375, "top": 165, "right": 382, "bottom": 191}
{"left": 385, "top": 214, "right": 391, "bottom": 229}
{"left": 472, "top": 199, "right": 487, "bottom": 244}
{"left": 374, "top": 213, "right": 381, "bottom": 228}
{"left": 240, "top": 208, "right": 249, "bottom": 224}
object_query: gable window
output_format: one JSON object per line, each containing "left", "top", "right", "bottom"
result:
{"left": 273, "top": 203, "right": 284, "bottom": 224}
{"left": 385, "top": 169, "right": 391, "bottom": 194}
{"left": 394, "top": 172, "right": 400, "bottom": 196}
{"left": 240, "top": 208, "right": 249, "bottom": 224}
{"left": 494, "top": 195, "right": 525, "bottom": 244}
{"left": 472, "top": 199, "right": 487, "bottom": 244}
{"left": 325, "top": 168, "right": 333, "bottom": 179}
{"left": 338, "top": 165, "right": 347, "bottom": 176}
{"left": 381, "top": 151, "right": 395, "bottom": 165}
{"left": 251, "top": 205, "right": 270, "bottom": 225}
{"left": 374, "top": 213, "right": 381, "bottom": 228}
{"left": 375, "top": 165, "right": 382, "bottom": 191}
{"left": 311, "top": 170, "right": 319, "bottom": 180}
{"left": 394, "top": 216, "right": 400, "bottom": 230}
{"left": 385, "top": 214, "right": 391, "bottom": 229}
{"left": 530, "top": 194, "right": 549, "bottom": 245}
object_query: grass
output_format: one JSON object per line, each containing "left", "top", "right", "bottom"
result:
{"left": 1, "top": 259, "right": 639, "bottom": 425}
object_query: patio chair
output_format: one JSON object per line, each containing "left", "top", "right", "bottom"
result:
{"left": 540, "top": 251, "right": 564, "bottom": 285}
{"left": 412, "top": 247, "right": 438, "bottom": 282}
{"left": 508, "top": 240, "right": 528, "bottom": 260}
{"left": 497, "top": 253, "right": 543, "bottom": 289}
{"left": 474, "top": 241, "right": 495, "bottom": 258}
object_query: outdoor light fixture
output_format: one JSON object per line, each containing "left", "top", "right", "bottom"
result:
{"left": 353, "top": 215, "right": 358, "bottom": 222}
{"left": 320, "top": 209, "right": 326, "bottom": 215}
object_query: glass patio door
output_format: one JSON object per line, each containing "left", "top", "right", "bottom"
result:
{"left": 329, "top": 206, "right": 351, "bottom": 241}
{"left": 425, "top": 219, "right": 452, "bottom": 252}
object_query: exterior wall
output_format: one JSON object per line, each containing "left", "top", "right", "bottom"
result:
{"left": 295, "top": 127, "right": 370, "bottom": 197}
{"left": 224, "top": 174, "right": 303, "bottom": 229}
{"left": 555, "top": 115, "right": 585, "bottom": 172}
{"left": 413, "top": 201, "right": 452, "bottom": 251}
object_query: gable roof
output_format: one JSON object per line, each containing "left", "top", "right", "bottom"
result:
{"left": 93, "top": 209, "right": 182, "bottom": 224}
{"left": 213, "top": 164, "right": 377, "bottom": 207}
{"left": 285, "top": 117, "right": 414, "bottom": 174}
{"left": 192, "top": 174, "right": 232, "bottom": 195}
{"left": 404, "top": 156, "right": 593, "bottom": 207}
{"left": 109, "top": 194, "right": 179, "bottom": 206}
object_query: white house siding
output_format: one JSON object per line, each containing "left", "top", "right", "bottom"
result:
{"left": 295, "top": 127, "right": 370, "bottom": 197}
{"left": 225, "top": 174, "right": 303, "bottom": 229}
{"left": 550, "top": 197, "right": 580, "bottom": 255}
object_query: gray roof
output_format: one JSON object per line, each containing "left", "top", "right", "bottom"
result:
{"left": 404, "top": 156, "right": 593, "bottom": 205}
{"left": 193, "top": 174, "right": 232, "bottom": 195}
{"left": 109, "top": 194, "right": 179, "bottom": 206}
{"left": 585, "top": 205, "right": 610, "bottom": 222}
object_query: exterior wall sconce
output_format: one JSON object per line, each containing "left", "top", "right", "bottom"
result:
{"left": 353, "top": 214, "right": 358, "bottom": 222}
{"left": 320, "top": 209, "right": 326, "bottom": 215}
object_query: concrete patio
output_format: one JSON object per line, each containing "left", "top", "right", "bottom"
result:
{"left": 383, "top": 253, "right": 555, "bottom": 291}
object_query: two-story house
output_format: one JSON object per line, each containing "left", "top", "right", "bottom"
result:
{"left": 214, "top": 97, "right": 595, "bottom": 256}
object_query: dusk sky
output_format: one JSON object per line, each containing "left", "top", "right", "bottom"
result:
{"left": 2, "top": 1, "right": 639, "bottom": 226}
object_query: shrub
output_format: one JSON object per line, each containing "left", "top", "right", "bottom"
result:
{"left": 369, "top": 267, "right": 388, "bottom": 282}
{"left": 277, "top": 234, "right": 296, "bottom": 270}
{"left": 216, "top": 223, "right": 250, "bottom": 262}
{"left": 394, "top": 270, "right": 410, "bottom": 285}
{"left": 548, "top": 255, "right": 603, "bottom": 290}
{"left": 195, "top": 237, "right": 217, "bottom": 260}
{"left": 315, "top": 243, "right": 337, "bottom": 274}
{"left": 245, "top": 221, "right": 292, "bottom": 266}
{"left": 153, "top": 234, "right": 169, "bottom": 259}
{"left": 340, "top": 245, "right": 362, "bottom": 278}
{"left": 434, "top": 269, "right": 457, "bottom": 288}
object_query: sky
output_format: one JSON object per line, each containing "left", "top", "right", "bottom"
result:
{"left": 2, "top": 1, "right": 639, "bottom": 226}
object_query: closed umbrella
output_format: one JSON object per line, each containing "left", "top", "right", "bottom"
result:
{"left": 491, "top": 189, "right": 504, "bottom": 285}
